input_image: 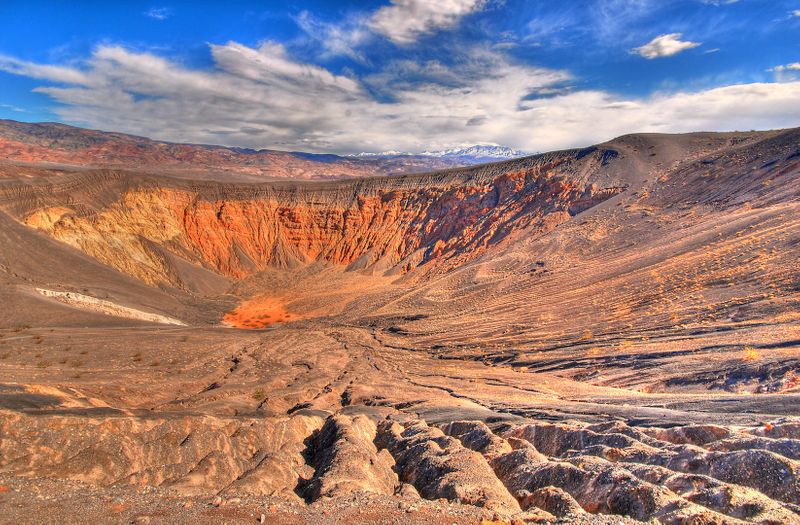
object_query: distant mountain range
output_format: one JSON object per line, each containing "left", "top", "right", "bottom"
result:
{"left": 350, "top": 145, "right": 525, "bottom": 161}
{"left": 426, "top": 145, "right": 525, "bottom": 160}
{"left": 0, "top": 120, "right": 526, "bottom": 181}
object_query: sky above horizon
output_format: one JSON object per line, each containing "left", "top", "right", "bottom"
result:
{"left": 0, "top": 0, "right": 798, "bottom": 154}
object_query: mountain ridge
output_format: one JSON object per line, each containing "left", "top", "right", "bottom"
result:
{"left": 349, "top": 144, "right": 526, "bottom": 160}
{"left": 0, "top": 119, "right": 526, "bottom": 181}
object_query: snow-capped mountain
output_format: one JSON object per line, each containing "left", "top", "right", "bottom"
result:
{"left": 421, "top": 145, "right": 525, "bottom": 160}
{"left": 350, "top": 145, "right": 526, "bottom": 162}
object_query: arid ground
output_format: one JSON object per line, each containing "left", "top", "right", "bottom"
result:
{"left": 1, "top": 126, "right": 799, "bottom": 524}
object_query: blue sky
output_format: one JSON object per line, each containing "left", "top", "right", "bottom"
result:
{"left": 0, "top": 0, "right": 798, "bottom": 153}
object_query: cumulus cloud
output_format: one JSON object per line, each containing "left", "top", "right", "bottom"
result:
{"left": 145, "top": 7, "right": 172, "bottom": 20}
{"left": 770, "top": 62, "right": 800, "bottom": 82}
{"left": 2, "top": 42, "right": 799, "bottom": 154}
{"left": 368, "top": 0, "right": 486, "bottom": 44}
{"left": 633, "top": 33, "right": 701, "bottom": 59}
{"left": 771, "top": 63, "right": 800, "bottom": 72}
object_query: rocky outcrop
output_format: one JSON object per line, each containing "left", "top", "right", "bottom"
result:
{"left": 376, "top": 418, "right": 521, "bottom": 515}
{"left": 305, "top": 414, "right": 398, "bottom": 500}
{"left": 641, "top": 424, "right": 732, "bottom": 446}
{"left": 440, "top": 420, "right": 514, "bottom": 458}
{"left": 437, "top": 418, "right": 800, "bottom": 523}
{"left": 517, "top": 486, "right": 585, "bottom": 517}
{"left": 506, "top": 421, "right": 800, "bottom": 523}
{"left": 5, "top": 408, "right": 800, "bottom": 523}
{"left": 0, "top": 409, "right": 325, "bottom": 499}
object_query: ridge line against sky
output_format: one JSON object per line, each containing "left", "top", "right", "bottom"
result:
{"left": 0, "top": 0, "right": 798, "bottom": 154}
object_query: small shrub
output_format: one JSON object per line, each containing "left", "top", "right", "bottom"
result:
{"left": 742, "top": 346, "right": 761, "bottom": 362}
{"left": 251, "top": 389, "right": 266, "bottom": 400}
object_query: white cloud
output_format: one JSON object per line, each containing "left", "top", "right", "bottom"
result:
{"left": 770, "top": 62, "right": 800, "bottom": 82}
{"left": 145, "top": 7, "right": 172, "bottom": 20}
{"left": 0, "top": 54, "right": 91, "bottom": 85}
{"left": 770, "top": 63, "right": 800, "bottom": 72}
{"left": 2, "top": 43, "right": 800, "bottom": 154}
{"left": 794, "top": 10, "right": 800, "bottom": 17}
{"left": 294, "top": 11, "right": 370, "bottom": 61}
{"left": 0, "top": 103, "right": 26, "bottom": 113}
{"left": 368, "top": 0, "right": 486, "bottom": 44}
{"left": 293, "top": 1, "right": 486, "bottom": 57}
{"left": 633, "top": 33, "right": 701, "bottom": 59}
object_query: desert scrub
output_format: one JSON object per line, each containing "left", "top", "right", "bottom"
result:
{"left": 742, "top": 346, "right": 761, "bottom": 362}
{"left": 252, "top": 389, "right": 266, "bottom": 400}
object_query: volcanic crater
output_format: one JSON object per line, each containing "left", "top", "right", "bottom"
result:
{"left": 1, "top": 124, "right": 799, "bottom": 524}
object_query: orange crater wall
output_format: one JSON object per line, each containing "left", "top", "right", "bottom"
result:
{"left": 26, "top": 165, "right": 622, "bottom": 286}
